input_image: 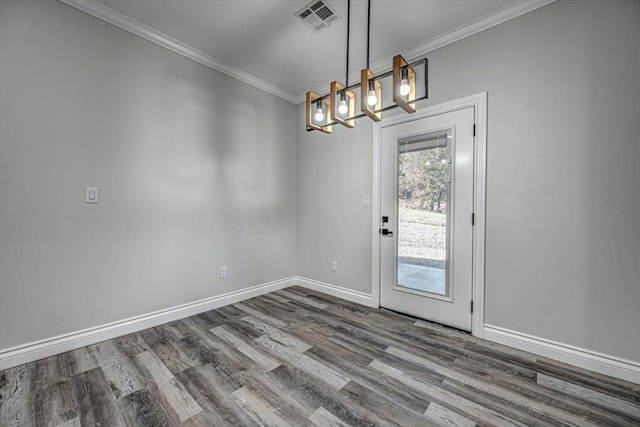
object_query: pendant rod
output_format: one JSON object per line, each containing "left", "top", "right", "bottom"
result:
{"left": 345, "top": 0, "right": 350, "bottom": 87}
{"left": 366, "top": 0, "right": 371, "bottom": 69}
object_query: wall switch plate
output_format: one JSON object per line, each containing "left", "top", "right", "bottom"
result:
{"left": 85, "top": 187, "right": 99, "bottom": 204}
{"left": 219, "top": 265, "right": 228, "bottom": 279}
{"left": 331, "top": 261, "right": 338, "bottom": 272}
{"left": 363, "top": 196, "right": 370, "bottom": 208}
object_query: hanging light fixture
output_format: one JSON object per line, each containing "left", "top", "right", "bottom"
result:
{"left": 360, "top": 0, "right": 381, "bottom": 121}
{"left": 305, "top": 0, "right": 429, "bottom": 133}
{"left": 329, "top": 0, "right": 355, "bottom": 128}
{"left": 306, "top": 91, "right": 332, "bottom": 133}
{"left": 393, "top": 54, "right": 416, "bottom": 113}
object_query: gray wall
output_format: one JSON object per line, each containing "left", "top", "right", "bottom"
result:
{"left": 297, "top": 109, "right": 374, "bottom": 294}
{"left": 297, "top": 0, "right": 640, "bottom": 362}
{"left": 0, "top": 0, "right": 297, "bottom": 350}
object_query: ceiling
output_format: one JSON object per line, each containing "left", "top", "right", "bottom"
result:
{"left": 68, "top": 0, "right": 551, "bottom": 102}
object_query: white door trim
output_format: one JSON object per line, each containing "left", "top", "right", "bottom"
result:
{"left": 372, "top": 92, "right": 488, "bottom": 338}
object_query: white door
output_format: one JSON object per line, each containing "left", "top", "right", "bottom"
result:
{"left": 380, "top": 107, "right": 475, "bottom": 330}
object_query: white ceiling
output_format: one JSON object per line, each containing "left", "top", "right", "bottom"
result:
{"left": 72, "top": 0, "right": 549, "bottom": 102}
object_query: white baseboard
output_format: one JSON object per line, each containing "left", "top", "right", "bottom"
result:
{"left": 0, "top": 277, "right": 296, "bottom": 370}
{"left": 6, "top": 277, "right": 636, "bottom": 388}
{"left": 295, "top": 276, "right": 377, "bottom": 308}
{"left": 484, "top": 324, "right": 640, "bottom": 385}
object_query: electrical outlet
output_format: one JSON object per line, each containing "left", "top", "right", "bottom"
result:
{"left": 85, "top": 187, "right": 99, "bottom": 204}
{"left": 219, "top": 265, "right": 228, "bottom": 279}
{"left": 363, "top": 195, "right": 370, "bottom": 208}
{"left": 331, "top": 261, "right": 338, "bottom": 272}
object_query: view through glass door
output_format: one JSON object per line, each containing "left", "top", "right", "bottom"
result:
{"left": 397, "top": 132, "right": 451, "bottom": 296}
{"left": 380, "top": 107, "right": 475, "bottom": 330}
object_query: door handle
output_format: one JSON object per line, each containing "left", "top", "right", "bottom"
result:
{"left": 379, "top": 228, "right": 394, "bottom": 236}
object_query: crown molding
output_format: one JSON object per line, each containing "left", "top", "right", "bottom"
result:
{"left": 297, "top": 0, "right": 557, "bottom": 104}
{"left": 58, "top": 0, "right": 555, "bottom": 106}
{"left": 401, "top": 0, "right": 557, "bottom": 61}
{"left": 57, "top": 0, "right": 299, "bottom": 104}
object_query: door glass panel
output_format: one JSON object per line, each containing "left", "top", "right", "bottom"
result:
{"left": 397, "top": 130, "right": 450, "bottom": 296}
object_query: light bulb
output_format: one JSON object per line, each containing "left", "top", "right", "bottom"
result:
{"left": 400, "top": 78, "right": 410, "bottom": 96}
{"left": 367, "top": 81, "right": 378, "bottom": 107}
{"left": 441, "top": 159, "right": 447, "bottom": 164}
{"left": 338, "top": 100, "right": 348, "bottom": 115}
{"left": 399, "top": 68, "right": 411, "bottom": 97}
{"left": 367, "top": 90, "right": 378, "bottom": 107}
{"left": 314, "top": 100, "right": 324, "bottom": 122}
{"left": 338, "top": 92, "right": 348, "bottom": 115}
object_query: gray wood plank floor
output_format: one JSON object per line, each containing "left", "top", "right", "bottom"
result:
{"left": 1, "top": 286, "right": 639, "bottom": 426}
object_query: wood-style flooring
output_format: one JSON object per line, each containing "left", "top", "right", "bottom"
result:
{"left": 1, "top": 286, "right": 639, "bottom": 426}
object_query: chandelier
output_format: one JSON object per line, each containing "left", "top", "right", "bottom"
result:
{"left": 305, "top": 0, "right": 429, "bottom": 134}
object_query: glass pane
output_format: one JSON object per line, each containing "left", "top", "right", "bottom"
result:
{"left": 397, "top": 131, "right": 450, "bottom": 296}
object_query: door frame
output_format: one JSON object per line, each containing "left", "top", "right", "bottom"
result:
{"left": 371, "top": 92, "right": 487, "bottom": 338}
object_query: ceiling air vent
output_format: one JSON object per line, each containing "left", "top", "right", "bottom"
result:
{"left": 295, "top": 0, "right": 342, "bottom": 33}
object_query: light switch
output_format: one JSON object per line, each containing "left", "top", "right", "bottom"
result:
{"left": 85, "top": 187, "right": 99, "bottom": 204}
{"left": 363, "top": 196, "right": 371, "bottom": 208}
